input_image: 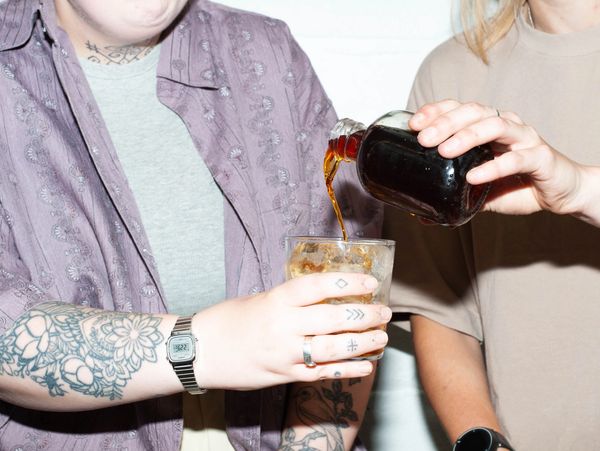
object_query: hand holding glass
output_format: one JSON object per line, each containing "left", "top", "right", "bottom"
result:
{"left": 285, "top": 236, "right": 395, "bottom": 361}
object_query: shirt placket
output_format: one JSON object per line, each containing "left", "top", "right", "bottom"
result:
{"left": 48, "top": 38, "right": 168, "bottom": 313}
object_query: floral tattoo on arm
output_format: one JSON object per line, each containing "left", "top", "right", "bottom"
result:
{"left": 0, "top": 302, "right": 163, "bottom": 399}
{"left": 279, "top": 379, "right": 361, "bottom": 451}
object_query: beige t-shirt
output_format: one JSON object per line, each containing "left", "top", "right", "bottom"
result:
{"left": 386, "top": 12, "right": 600, "bottom": 451}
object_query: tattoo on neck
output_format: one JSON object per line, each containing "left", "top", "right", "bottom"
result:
{"left": 0, "top": 302, "right": 163, "bottom": 400}
{"left": 85, "top": 40, "right": 155, "bottom": 65}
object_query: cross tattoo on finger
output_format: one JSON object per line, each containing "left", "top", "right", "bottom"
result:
{"left": 347, "top": 339, "right": 358, "bottom": 352}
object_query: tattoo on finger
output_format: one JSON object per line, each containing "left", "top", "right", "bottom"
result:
{"left": 335, "top": 278, "right": 349, "bottom": 289}
{"left": 346, "top": 308, "right": 365, "bottom": 320}
{"left": 347, "top": 339, "right": 358, "bottom": 352}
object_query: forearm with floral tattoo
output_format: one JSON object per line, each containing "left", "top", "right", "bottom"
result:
{"left": 279, "top": 378, "right": 366, "bottom": 451}
{"left": 0, "top": 302, "right": 163, "bottom": 400}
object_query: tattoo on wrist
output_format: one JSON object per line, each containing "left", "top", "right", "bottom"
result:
{"left": 279, "top": 381, "right": 359, "bottom": 451}
{"left": 0, "top": 302, "right": 163, "bottom": 400}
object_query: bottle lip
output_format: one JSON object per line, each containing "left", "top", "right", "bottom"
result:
{"left": 330, "top": 118, "right": 367, "bottom": 139}
{"left": 331, "top": 111, "right": 416, "bottom": 137}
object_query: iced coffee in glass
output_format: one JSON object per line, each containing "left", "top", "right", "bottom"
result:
{"left": 285, "top": 236, "right": 395, "bottom": 360}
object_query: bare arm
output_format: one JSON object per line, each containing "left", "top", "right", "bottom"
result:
{"left": 567, "top": 165, "right": 600, "bottom": 228}
{"left": 411, "top": 314, "right": 501, "bottom": 442}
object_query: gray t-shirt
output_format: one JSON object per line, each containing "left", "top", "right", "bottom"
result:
{"left": 80, "top": 47, "right": 226, "bottom": 315}
{"left": 387, "top": 12, "right": 600, "bottom": 451}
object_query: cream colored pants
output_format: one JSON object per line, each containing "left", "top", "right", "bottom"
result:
{"left": 181, "top": 390, "right": 234, "bottom": 451}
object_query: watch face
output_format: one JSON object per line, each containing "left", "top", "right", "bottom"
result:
{"left": 454, "top": 428, "right": 493, "bottom": 451}
{"left": 167, "top": 335, "right": 195, "bottom": 362}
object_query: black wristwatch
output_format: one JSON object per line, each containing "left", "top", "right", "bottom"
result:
{"left": 453, "top": 427, "right": 514, "bottom": 451}
{"left": 166, "top": 315, "right": 207, "bottom": 395}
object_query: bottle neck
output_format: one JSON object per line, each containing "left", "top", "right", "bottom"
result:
{"left": 329, "top": 118, "right": 367, "bottom": 161}
{"left": 341, "top": 131, "right": 364, "bottom": 160}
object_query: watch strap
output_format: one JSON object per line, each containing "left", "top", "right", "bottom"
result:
{"left": 169, "top": 315, "right": 207, "bottom": 395}
{"left": 173, "top": 360, "right": 205, "bottom": 395}
{"left": 172, "top": 315, "right": 194, "bottom": 334}
{"left": 490, "top": 429, "right": 514, "bottom": 451}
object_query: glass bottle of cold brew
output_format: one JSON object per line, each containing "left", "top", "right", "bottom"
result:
{"left": 327, "top": 110, "right": 494, "bottom": 226}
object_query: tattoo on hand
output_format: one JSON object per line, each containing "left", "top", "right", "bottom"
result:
{"left": 346, "top": 339, "right": 358, "bottom": 353}
{"left": 279, "top": 381, "right": 358, "bottom": 451}
{"left": 85, "top": 40, "right": 155, "bottom": 65}
{"left": 335, "top": 278, "right": 348, "bottom": 289}
{"left": 345, "top": 308, "right": 364, "bottom": 321}
{"left": 0, "top": 302, "right": 163, "bottom": 400}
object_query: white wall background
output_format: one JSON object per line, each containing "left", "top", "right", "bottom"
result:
{"left": 219, "top": 0, "right": 454, "bottom": 123}
{"left": 218, "top": 1, "right": 454, "bottom": 450}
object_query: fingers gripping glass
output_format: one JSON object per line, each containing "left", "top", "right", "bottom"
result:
{"left": 285, "top": 236, "right": 395, "bottom": 361}
{"left": 453, "top": 428, "right": 514, "bottom": 451}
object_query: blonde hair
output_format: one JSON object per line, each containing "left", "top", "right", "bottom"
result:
{"left": 458, "top": 0, "right": 525, "bottom": 63}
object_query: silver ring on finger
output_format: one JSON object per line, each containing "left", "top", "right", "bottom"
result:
{"left": 302, "top": 336, "right": 317, "bottom": 368}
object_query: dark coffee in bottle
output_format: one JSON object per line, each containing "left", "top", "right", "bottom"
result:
{"left": 326, "top": 110, "right": 494, "bottom": 229}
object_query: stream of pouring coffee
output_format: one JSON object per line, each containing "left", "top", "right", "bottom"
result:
{"left": 324, "top": 133, "right": 362, "bottom": 241}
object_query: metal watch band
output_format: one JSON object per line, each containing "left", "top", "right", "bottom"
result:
{"left": 170, "top": 315, "right": 207, "bottom": 395}
{"left": 173, "top": 361, "right": 206, "bottom": 395}
{"left": 172, "top": 315, "right": 193, "bottom": 334}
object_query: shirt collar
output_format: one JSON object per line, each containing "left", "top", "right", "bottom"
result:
{"left": 0, "top": 0, "right": 76, "bottom": 53}
{"left": 0, "top": 0, "right": 40, "bottom": 51}
{"left": 156, "top": 1, "right": 223, "bottom": 89}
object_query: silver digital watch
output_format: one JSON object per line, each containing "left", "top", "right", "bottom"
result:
{"left": 166, "top": 315, "right": 207, "bottom": 395}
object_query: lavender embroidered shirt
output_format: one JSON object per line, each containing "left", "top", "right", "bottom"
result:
{"left": 0, "top": 0, "right": 381, "bottom": 449}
